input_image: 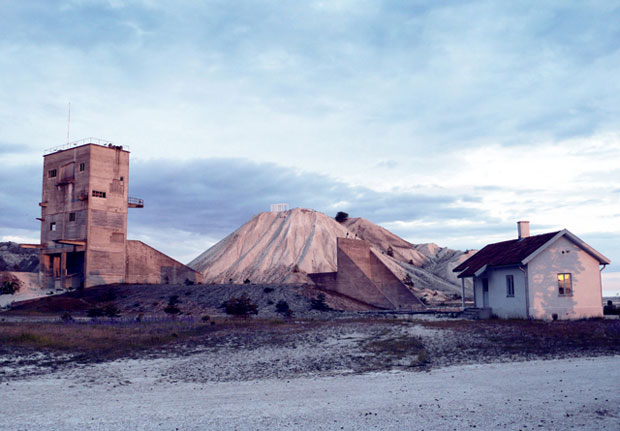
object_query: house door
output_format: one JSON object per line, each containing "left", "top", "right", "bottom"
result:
{"left": 482, "top": 278, "right": 489, "bottom": 308}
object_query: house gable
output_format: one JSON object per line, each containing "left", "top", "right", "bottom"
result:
{"left": 526, "top": 235, "right": 604, "bottom": 320}
{"left": 454, "top": 230, "right": 609, "bottom": 279}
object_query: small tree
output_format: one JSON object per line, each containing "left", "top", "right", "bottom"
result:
{"left": 0, "top": 274, "right": 22, "bottom": 295}
{"left": 223, "top": 293, "right": 258, "bottom": 316}
{"left": 386, "top": 246, "right": 394, "bottom": 257}
{"left": 164, "top": 295, "right": 181, "bottom": 315}
{"left": 275, "top": 300, "right": 290, "bottom": 314}
{"left": 310, "top": 293, "right": 331, "bottom": 311}
{"left": 0, "top": 280, "right": 20, "bottom": 295}
{"left": 335, "top": 211, "right": 349, "bottom": 223}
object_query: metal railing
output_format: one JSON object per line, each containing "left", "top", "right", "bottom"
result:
{"left": 128, "top": 197, "right": 144, "bottom": 207}
{"left": 44, "top": 137, "right": 130, "bottom": 155}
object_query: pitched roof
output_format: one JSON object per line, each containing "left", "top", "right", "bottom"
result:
{"left": 453, "top": 231, "right": 561, "bottom": 278}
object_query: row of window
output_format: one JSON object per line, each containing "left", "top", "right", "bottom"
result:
{"left": 498, "top": 273, "right": 573, "bottom": 297}
{"left": 49, "top": 212, "right": 77, "bottom": 231}
{"left": 47, "top": 163, "right": 86, "bottom": 179}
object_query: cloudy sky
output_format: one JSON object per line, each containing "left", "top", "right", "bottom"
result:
{"left": 1, "top": 1, "right": 619, "bottom": 293}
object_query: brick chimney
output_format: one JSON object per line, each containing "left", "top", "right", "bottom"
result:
{"left": 517, "top": 221, "right": 530, "bottom": 239}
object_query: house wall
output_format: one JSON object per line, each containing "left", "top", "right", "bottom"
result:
{"left": 527, "top": 236, "right": 603, "bottom": 320}
{"left": 125, "top": 240, "right": 203, "bottom": 284}
{"left": 474, "top": 267, "right": 527, "bottom": 318}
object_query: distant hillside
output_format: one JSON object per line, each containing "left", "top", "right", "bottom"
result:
{"left": 189, "top": 209, "right": 473, "bottom": 303}
{"left": 0, "top": 242, "right": 39, "bottom": 272}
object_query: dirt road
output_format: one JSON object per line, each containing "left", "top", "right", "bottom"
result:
{"left": 3, "top": 355, "right": 618, "bottom": 430}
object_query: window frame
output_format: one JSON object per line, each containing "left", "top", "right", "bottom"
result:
{"left": 557, "top": 273, "right": 573, "bottom": 296}
{"left": 92, "top": 190, "right": 106, "bottom": 198}
{"left": 69, "top": 212, "right": 76, "bottom": 222}
{"left": 48, "top": 169, "right": 57, "bottom": 178}
{"left": 79, "top": 162, "right": 85, "bottom": 172}
{"left": 506, "top": 274, "right": 515, "bottom": 297}
{"left": 50, "top": 222, "right": 56, "bottom": 231}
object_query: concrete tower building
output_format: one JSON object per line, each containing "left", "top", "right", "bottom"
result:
{"left": 34, "top": 138, "right": 200, "bottom": 289}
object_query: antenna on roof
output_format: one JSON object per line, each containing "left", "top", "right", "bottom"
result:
{"left": 66, "top": 102, "right": 71, "bottom": 144}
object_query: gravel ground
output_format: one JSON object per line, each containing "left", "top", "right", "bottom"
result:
{"left": 3, "top": 355, "right": 618, "bottom": 430}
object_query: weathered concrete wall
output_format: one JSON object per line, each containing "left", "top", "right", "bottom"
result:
{"left": 40, "top": 144, "right": 130, "bottom": 288}
{"left": 368, "top": 250, "right": 425, "bottom": 310}
{"left": 125, "top": 240, "right": 203, "bottom": 285}
{"left": 336, "top": 242, "right": 394, "bottom": 309}
{"left": 84, "top": 145, "right": 129, "bottom": 287}
{"left": 309, "top": 238, "right": 424, "bottom": 310}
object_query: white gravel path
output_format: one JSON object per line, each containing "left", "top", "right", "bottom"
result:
{"left": 3, "top": 355, "right": 619, "bottom": 430}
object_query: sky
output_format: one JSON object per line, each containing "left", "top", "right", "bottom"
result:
{"left": 1, "top": 0, "right": 619, "bottom": 294}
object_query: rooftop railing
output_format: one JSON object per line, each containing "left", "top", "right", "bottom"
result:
{"left": 44, "top": 138, "right": 130, "bottom": 155}
{"left": 128, "top": 197, "right": 144, "bottom": 208}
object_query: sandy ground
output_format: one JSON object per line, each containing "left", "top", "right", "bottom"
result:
{"left": 3, "top": 355, "right": 619, "bottom": 430}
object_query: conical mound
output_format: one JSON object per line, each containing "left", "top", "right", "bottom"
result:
{"left": 188, "top": 208, "right": 352, "bottom": 284}
{"left": 189, "top": 208, "right": 473, "bottom": 302}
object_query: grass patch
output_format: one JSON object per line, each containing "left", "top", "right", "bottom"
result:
{"left": 420, "top": 318, "right": 620, "bottom": 357}
{"left": 0, "top": 318, "right": 217, "bottom": 362}
{"left": 362, "top": 335, "right": 428, "bottom": 367}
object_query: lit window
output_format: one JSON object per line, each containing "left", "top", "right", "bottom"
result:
{"left": 50, "top": 222, "right": 56, "bottom": 231}
{"left": 558, "top": 273, "right": 572, "bottom": 296}
{"left": 92, "top": 190, "right": 106, "bottom": 198}
{"left": 79, "top": 163, "right": 85, "bottom": 171}
{"left": 48, "top": 169, "right": 57, "bottom": 178}
{"left": 506, "top": 274, "right": 514, "bottom": 297}
{"left": 69, "top": 212, "right": 75, "bottom": 222}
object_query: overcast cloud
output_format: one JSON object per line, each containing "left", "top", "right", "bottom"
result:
{"left": 1, "top": 1, "right": 619, "bottom": 292}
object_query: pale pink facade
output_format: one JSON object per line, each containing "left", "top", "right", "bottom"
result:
{"left": 526, "top": 236, "right": 604, "bottom": 320}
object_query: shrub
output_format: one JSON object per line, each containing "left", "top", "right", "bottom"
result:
{"left": 103, "top": 304, "right": 120, "bottom": 318}
{"left": 263, "top": 287, "right": 274, "bottom": 293}
{"left": 184, "top": 278, "right": 195, "bottom": 286}
{"left": 386, "top": 246, "right": 394, "bottom": 257}
{"left": 223, "top": 293, "right": 258, "bottom": 316}
{"left": 87, "top": 307, "right": 105, "bottom": 318}
{"left": 0, "top": 274, "right": 22, "bottom": 295}
{"left": 243, "top": 278, "right": 251, "bottom": 284}
{"left": 403, "top": 273, "right": 414, "bottom": 287}
{"left": 275, "top": 300, "right": 290, "bottom": 313}
{"left": 164, "top": 295, "right": 181, "bottom": 315}
{"left": 60, "top": 312, "right": 73, "bottom": 322}
{"left": 335, "top": 211, "right": 349, "bottom": 223}
{"left": 310, "top": 293, "right": 331, "bottom": 311}
{"left": 603, "top": 302, "right": 619, "bottom": 315}
{"left": 201, "top": 315, "right": 210, "bottom": 322}
{"left": 0, "top": 280, "right": 20, "bottom": 295}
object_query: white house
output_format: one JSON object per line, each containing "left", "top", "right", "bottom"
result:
{"left": 453, "top": 221, "right": 610, "bottom": 320}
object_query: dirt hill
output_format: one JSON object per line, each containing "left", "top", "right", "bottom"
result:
{"left": 189, "top": 209, "right": 474, "bottom": 303}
